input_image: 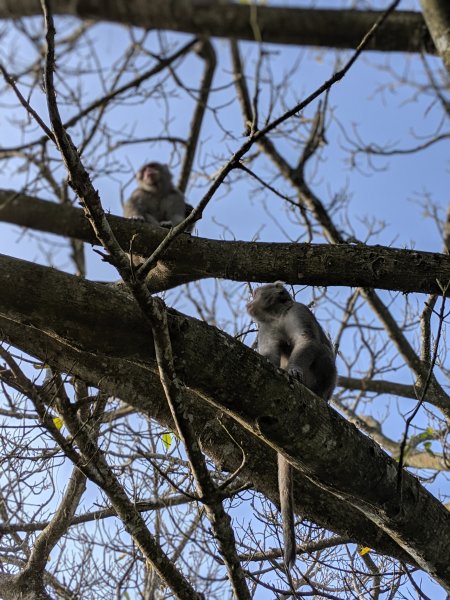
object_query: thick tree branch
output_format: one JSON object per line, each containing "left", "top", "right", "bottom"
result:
{"left": 0, "top": 311, "right": 417, "bottom": 570}
{"left": 0, "top": 1, "right": 435, "bottom": 55}
{"left": 1, "top": 191, "right": 450, "bottom": 296}
{"left": 1, "top": 255, "right": 450, "bottom": 589}
{"left": 420, "top": 0, "right": 450, "bottom": 75}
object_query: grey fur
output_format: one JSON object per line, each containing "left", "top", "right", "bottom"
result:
{"left": 247, "top": 282, "right": 337, "bottom": 569}
{"left": 124, "top": 162, "right": 193, "bottom": 231}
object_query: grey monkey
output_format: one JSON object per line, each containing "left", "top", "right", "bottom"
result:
{"left": 124, "top": 162, "right": 194, "bottom": 232}
{"left": 246, "top": 282, "right": 337, "bottom": 570}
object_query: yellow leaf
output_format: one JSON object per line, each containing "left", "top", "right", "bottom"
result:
{"left": 162, "top": 433, "right": 172, "bottom": 449}
{"left": 359, "top": 547, "right": 371, "bottom": 556}
{"left": 52, "top": 417, "right": 64, "bottom": 431}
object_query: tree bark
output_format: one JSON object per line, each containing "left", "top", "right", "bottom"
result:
{"left": 0, "top": 573, "right": 51, "bottom": 600}
{"left": 1, "top": 253, "right": 450, "bottom": 590}
{"left": 420, "top": 0, "right": 450, "bottom": 75}
{"left": 1, "top": 190, "right": 449, "bottom": 296}
{"left": 0, "top": 0, "right": 435, "bottom": 54}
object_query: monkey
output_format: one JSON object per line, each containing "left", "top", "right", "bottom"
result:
{"left": 124, "top": 162, "right": 194, "bottom": 233}
{"left": 246, "top": 281, "right": 337, "bottom": 570}
{"left": 247, "top": 282, "right": 336, "bottom": 398}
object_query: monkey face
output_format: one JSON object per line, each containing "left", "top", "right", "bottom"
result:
{"left": 138, "top": 162, "right": 171, "bottom": 188}
{"left": 246, "top": 286, "right": 260, "bottom": 315}
{"left": 140, "top": 163, "right": 164, "bottom": 187}
{"left": 247, "top": 283, "right": 292, "bottom": 319}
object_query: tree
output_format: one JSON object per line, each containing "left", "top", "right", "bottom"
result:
{"left": 0, "top": 0, "right": 449, "bottom": 598}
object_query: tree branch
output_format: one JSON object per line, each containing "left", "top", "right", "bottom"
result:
{"left": 39, "top": 2, "right": 205, "bottom": 596}
{"left": 0, "top": 1, "right": 435, "bottom": 55}
{"left": 420, "top": 0, "right": 450, "bottom": 75}
{"left": 2, "top": 255, "right": 450, "bottom": 589}
{"left": 1, "top": 191, "right": 450, "bottom": 296}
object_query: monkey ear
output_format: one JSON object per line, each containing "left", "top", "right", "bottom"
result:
{"left": 274, "top": 281, "right": 286, "bottom": 288}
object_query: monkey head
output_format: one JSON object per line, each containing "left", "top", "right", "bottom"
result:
{"left": 247, "top": 282, "right": 292, "bottom": 321}
{"left": 137, "top": 162, "right": 173, "bottom": 194}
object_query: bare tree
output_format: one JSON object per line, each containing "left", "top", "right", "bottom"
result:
{"left": 0, "top": 1, "right": 449, "bottom": 598}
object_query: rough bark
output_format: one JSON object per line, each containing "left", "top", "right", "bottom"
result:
{"left": 420, "top": 0, "right": 450, "bottom": 75}
{"left": 1, "top": 190, "right": 449, "bottom": 296}
{"left": 0, "top": 0, "right": 435, "bottom": 54}
{"left": 0, "top": 573, "right": 51, "bottom": 600}
{"left": 0, "top": 312, "right": 416, "bottom": 562}
{"left": 1, "top": 254, "right": 450, "bottom": 590}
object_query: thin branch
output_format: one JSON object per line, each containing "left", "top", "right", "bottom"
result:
{"left": 0, "top": 38, "right": 199, "bottom": 154}
{"left": 239, "top": 535, "right": 352, "bottom": 563}
{"left": 254, "top": 0, "right": 402, "bottom": 142}
{"left": 40, "top": 2, "right": 206, "bottom": 598}
{"left": 397, "top": 290, "right": 448, "bottom": 493}
{"left": 25, "top": 467, "right": 86, "bottom": 574}
{"left": 178, "top": 39, "right": 216, "bottom": 194}
{"left": 0, "top": 63, "right": 54, "bottom": 141}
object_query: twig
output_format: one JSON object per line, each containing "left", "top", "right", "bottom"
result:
{"left": 397, "top": 286, "right": 448, "bottom": 494}
{"left": 40, "top": 2, "right": 206, "bottom": 598}
{"left": 178, "top": 39, "right": 216, "bottom": 194}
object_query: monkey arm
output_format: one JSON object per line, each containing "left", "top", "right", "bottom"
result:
{"left": 287, "top": 339, "right": 336, "bottom": 400}
{"left": 286, "top": 338, "right": 320, "bottom": 385}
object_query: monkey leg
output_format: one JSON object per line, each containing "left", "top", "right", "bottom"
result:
{"left": 287, "top": 340, "right": 321, "bottom": 389}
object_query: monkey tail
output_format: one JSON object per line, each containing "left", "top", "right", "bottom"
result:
{"left": 278, "top": 453, "right": 296, "bottom": 570}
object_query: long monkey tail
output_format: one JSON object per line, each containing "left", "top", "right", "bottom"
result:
{"left": 278, "top": 453, "right": 296, "bottom": 570}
